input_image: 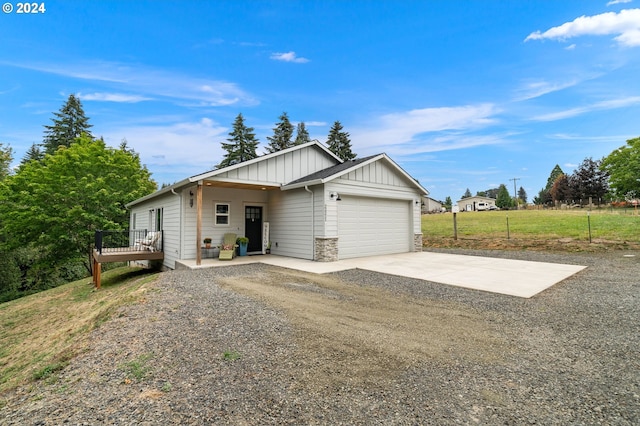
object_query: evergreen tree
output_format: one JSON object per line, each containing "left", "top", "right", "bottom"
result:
{"left": 545, "top": 165, "right": 564, "bottom": 190}
{"left": 444, "top": 196, "right": 452, "bottom": 210}
{"left": 294, "top": 122, "right": 311, "bottom": 145}
{"left": 535, "top": 164, "right": 565, "bottom": 206}
{"left": 218, "top": 113, "right": 259, "bottom": 168}
{"left": 265, "top": 112, "right": 294, "bottom": 153}
{"left": 495, "top": 184, "right": 513, "bottom": 209}
{"left": 0, "top": 143, "right": 13, "bottom": 181}
{"left": 43, "top": 94, "right": 93, "bottom": 155}
{"left": 518, "top": 186, "right": 528, "bottom": 204}
{"left": 20, "top": 143, "right": 44, "bottom": 167}
{"left": 462, "top": 188, "right": 472, "bottom": 198}
{"left": 326, "top": 121, "right": 356, "bottom": 161}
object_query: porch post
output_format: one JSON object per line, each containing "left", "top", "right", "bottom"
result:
{"left": 196, "top": 180, "right": 203, "bottom": 266}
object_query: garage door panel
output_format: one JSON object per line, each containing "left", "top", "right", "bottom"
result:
{"left": 338, "top": 196, "right": 410, "bottom": 259}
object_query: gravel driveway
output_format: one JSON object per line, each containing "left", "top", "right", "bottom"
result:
{"left": 1, "top": 249, "right": 638, "bottom": 425}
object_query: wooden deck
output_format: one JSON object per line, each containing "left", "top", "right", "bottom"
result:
{"left": 92, "top": 247, "right": 164, "bottom": 289}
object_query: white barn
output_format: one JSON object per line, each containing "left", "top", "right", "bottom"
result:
{"left": 126, "top": 141, "right": 428, "bottom": 268}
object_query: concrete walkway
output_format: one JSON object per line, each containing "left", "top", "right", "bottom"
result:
{"left": 177, "top": 252, "right": 586, "bottom": 298}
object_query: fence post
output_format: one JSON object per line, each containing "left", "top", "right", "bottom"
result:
{"left": 453, "top": 212, "right": 458, "bottom": 240}
{"left": 506, "top": 214, "right": 510, "bottom": 240}
{"left": 587, "top": 211, "right": 592, "bottom": 243}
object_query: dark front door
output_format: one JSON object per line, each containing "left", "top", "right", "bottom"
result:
{"left": 245, "top": 206, "right": 263, "bottom": 253}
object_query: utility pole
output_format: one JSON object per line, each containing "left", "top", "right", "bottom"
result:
{"left": 509, "top": 177, "right": 520, "bottom": 209}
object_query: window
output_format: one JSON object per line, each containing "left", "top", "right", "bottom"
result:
{"left": 215, "top": 203, "right": 230, "bottom": 225}
{"left": 155, "top": 208, "right": 163, "bottom": 231}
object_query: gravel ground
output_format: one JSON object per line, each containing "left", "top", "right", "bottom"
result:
{"left": 1, "top": 249, "right": 639, "bottom": 425}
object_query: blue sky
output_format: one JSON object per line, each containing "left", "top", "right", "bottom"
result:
{"left": 1, "top": 0, "right": 639, "bottom": 202}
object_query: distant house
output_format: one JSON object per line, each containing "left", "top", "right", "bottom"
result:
{"left": 126, "top": 141, "right": 428, "bottom": 268}
{"left": 422, "top": 196, "right": 445, "bottom": 213}
{"left": 456, "top": 196, "right": 497, "bottom": 212}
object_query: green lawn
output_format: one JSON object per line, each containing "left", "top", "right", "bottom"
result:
{"left": 422, "top": 209, "right": 640, "bottom": 242}
{"left": 0, "top": 267, "right": 159, "bottom": 394}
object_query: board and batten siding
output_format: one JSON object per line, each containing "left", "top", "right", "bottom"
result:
{"left": 268, "top": 188, "right": 313, "bottom": 260}
{"left": 215, "top": 145, "right": 337, "bottom": 184}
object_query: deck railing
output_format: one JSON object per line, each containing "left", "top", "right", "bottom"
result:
{"left": 94, "top": 229, "right": 163, "bottom": 254}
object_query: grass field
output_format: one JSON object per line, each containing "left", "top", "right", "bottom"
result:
{"left": 422, "top": 209, "right": 640, "bottom": 250}
{"left": 0, "top": 267, "right": 159, "bottom": 394}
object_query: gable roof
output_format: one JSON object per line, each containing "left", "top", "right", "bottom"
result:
{"left": 127, "top": 141, "right": 342, "bottom": 207}
{"left": 189, "top": 140, "right": 342, "bottom": 183}
{"left": 283, "top": 153, "right": 429, "bottom": 195}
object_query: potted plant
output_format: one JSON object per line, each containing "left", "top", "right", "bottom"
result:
{"left": 236, "top": 237, "right": 249, "bottom": 256}
{"left": 266, "top": 242, "right": 271, "bottom": 254}
{"left": 203, "top": 237, "right": 212, "bottom": 249}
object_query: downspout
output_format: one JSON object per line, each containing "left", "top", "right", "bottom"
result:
{"left": 170, "top": 189, "right": 181, "bottom": 263}
{"left": 304, "top": 185, "right": 314, "bottom": 260}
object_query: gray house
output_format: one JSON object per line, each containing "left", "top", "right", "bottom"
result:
{"left": 126, "top": 141, "right": 428, "bottom": 268}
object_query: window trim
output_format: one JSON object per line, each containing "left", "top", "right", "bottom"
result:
{"left": 215, "top": 202, "right": 230, "bottom": 226}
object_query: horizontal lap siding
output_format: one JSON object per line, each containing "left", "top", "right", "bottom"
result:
{"left": 129, "top": 192, "right": 181, "bottom": 269}
{"left": 182, "top": 186, "right": 269, "bottom": 260}
{"left": 268, "top": 189, "right": 313, "bottom": 260}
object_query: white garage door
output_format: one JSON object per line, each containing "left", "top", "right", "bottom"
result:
{"left": 338, "top": 196, "right": 411, "bottom": 259}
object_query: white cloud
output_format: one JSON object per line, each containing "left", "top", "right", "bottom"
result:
{"left": 4, "top": 60, "right": 257, "bottom": 107}
{"left": 78, "top": 92, "right": 151, "bottom": 103}
{"left": 350, "top": 104, "right": 501, "bottom": 155}
{"left": 513, "top": 79, "right": 579, "bottom": 101}
{"left": 525, "top": 8, "right": 640, "bottom": 47}
{"left": 607, "top": 0, "right": 632, "bottom": 6}
{"left": 565, "top": 43, "right": 577, "bottom": 50}
{"left": 531, "top": 96, "right": 640, "bottom": 121}
{"left": 270, "top": 51, "right": 310, "bottom": 63}
{"left": 102, "top": 117, "right": 229, "bottom": 181}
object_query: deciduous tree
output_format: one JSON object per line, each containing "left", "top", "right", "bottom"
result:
{"left": 570, "top": 157, "right": 609, "bottom": 205}
{"left": 0, "top": 136, "right": 156, "bottom": 279}
{"left": 550, "top": 174, "right": 572, "bottom": 204}
{"left": 601, "top": 137, "right": 640, "bottom": 200}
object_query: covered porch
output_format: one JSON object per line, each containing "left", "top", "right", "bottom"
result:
{"left": 190, "top": 177, "right": 280, "bottom": 266}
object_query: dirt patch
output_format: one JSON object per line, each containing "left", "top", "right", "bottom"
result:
{"left": 218, "top": 268, "right": 510, "bottom": 392}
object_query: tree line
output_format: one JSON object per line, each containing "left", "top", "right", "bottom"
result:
{"left": 0, "top": 95, "right": 156, "bottom": 302}
{"left": 442, "top": 137, "right": 639, "bottom": 211}
{"left": 217, "top": 112, "right": 356, "bottom": 168}
{"left": 0, "top": 100, "right": 358, "bottom": 302}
